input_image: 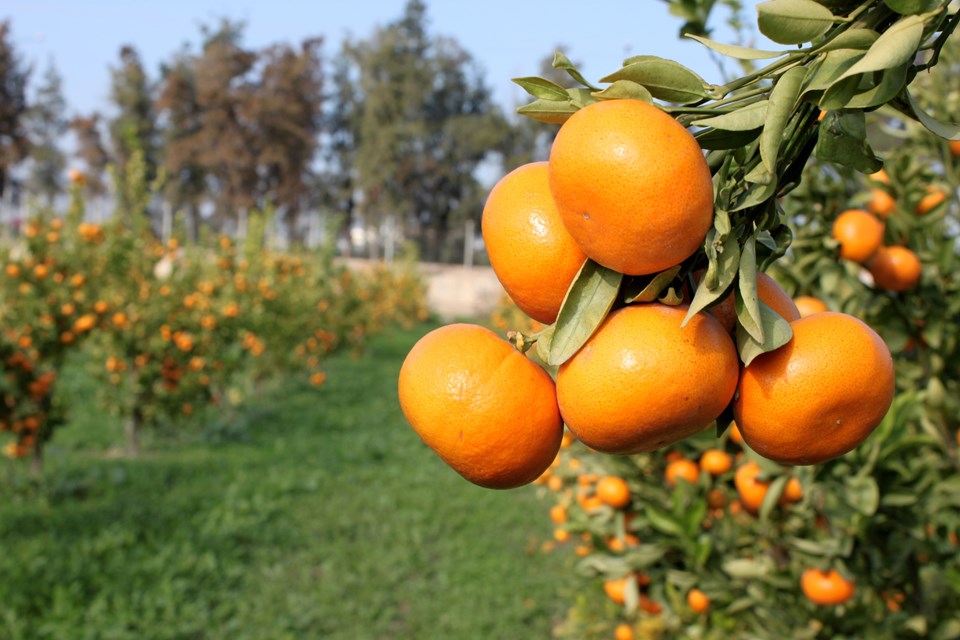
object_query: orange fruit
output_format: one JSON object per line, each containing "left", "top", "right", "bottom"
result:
{"left": 734, "top": 461, "right": 769, "bottom": 514}
{"left": 398, "top": 323, "right": 563, "bottom": 488}
{"left": 779, "top": 477, "right": 803, "bottom": 504}
{"left": 699, "top": 449, "right": 733, "bottom": 476}
{"left": 687, "top": 588, "right": 710, "bottom": 613}
{"left": 868, "top": 189, "right": 896, "bottom": 218}
{"left": 869, "top": 245, "right": 921, "bottom": 292}
{"left": 728, "top": 421, "right": 744, "bottom": 446}
{"left": 869, "top": 169, "right": 889, "bottom": 185}
{"left": 801, "top": 568, "right": 855, "bottom": 606}
{"left": 596, "top": 476, "right": 631, "bottom": 509}
{"left": 557, "top": 304, "right": 738, "bottom": 454}
{"left": 548, "top": 99, "right": 714, "bottom": 275}
{"left": 832, "top": 209, "right": 884, "bottom": 263}
{"left": 950, "top": 140, "right": 960, "bottom": 157}
{"left": 915, "top": 187, "right": 946, "bottom": 216}
{"left": 794, "top": 295, "right": 828, "bottom": 318}
{"left": 549, "top": 504, "right": 568, "bottom": 525}
{"left": 614, "top": 623, "right": 634, "bottom": 640}
{"left": 707, "top": 271, "right": 801, "bottom": 331}
{"left": 604, "top": 577, "right": 630, "bottom": 604}
{"left": 666, "top": 459, "right": 700, "bottom": 487}
{"left": 734, "top": 312, "right": 894, "bottom": 465}
{"left": 482, "top": 162, "right": 587, "bottom": 323}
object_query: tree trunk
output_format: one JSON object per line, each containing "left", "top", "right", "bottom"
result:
{"left": 126, "top": 406, "right": 143, "bottom": 456}
{"left": 30, "top": 440, "right": 43, "bottom": 477}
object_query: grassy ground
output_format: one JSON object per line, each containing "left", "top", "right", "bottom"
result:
{"left": 0, "top": 323, "right": 573, "bottom": 640}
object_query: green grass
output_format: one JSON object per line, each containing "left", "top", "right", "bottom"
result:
{"left": 0, "top": 324, "right": 573, "bottom": 639}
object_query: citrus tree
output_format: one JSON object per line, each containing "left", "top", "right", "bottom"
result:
{"left": 397, "top": 0, "right": 960, "bottom": 637}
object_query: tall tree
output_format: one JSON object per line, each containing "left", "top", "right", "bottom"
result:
{"left": 248, "top": 37, "right": 324, "bottom": 239}
{"left": 348, "top": 0, "right": 504, "bottom": 261}
{"left": 69, "top": 113, "right": 111, "bottom": 198}
{"left": 156, "top": 51, "right": 205, "bottom": 238}
{"left": 0, "top": 20, "right": 31, "bottom": 206}
{"left": 26, "top": 61, "right": 67, "bottom": 206}
{"left": 108, "top": 45, "right": 158, "bottom": 214}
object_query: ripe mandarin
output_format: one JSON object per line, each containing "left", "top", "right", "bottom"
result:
{"left": 801, "top": 568, "right": 855, "bottom": 606}
{"left": 870, "top": 245, "right": 921, "bottom": 292}
{"left": 556, "top": 304, "right": 739, "bottom": 454}
{"left": 793, "top": 295, "right": 828, "bottom": 318}
{"left": 832, "top": 209, "right": 884, "bottom": 263}
{"left": 398, "top": 323, "right": 562, "bottom": 488}
{"left": 482, "top": 162, "right": 587, "bottom": 323}
{"left": 548, "top": 99, "right": 714, "bottom": 275}
{"left": 734, "top": 312, "right": 894, "bottom": 465}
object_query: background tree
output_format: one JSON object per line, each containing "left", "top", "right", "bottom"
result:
{"left": 348, "top": 0, "right": 503, "bottom": 262}
{"left": 108, "top": 45, "right": 158, "bottom": 218}
{"left": 248, "top": 37, "right": 324, "bottom": 242}
{"left": 0, "top": 20, "right": 30, "bottom": 208}
{"left": 25, "top": 61, "right": 67, "bottom": 207}
{"left": 69, "top": 113, "right": 110, "bottom": 198}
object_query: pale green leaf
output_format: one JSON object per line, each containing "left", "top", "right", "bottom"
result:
{"left": 757, "top": 0, "right": 837, "bottom": 45}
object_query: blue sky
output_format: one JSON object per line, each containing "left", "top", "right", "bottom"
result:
{"left": 4, "top": 0, "right": 762, "bottom": 118}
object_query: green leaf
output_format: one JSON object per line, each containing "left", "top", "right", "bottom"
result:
{"left": 759, "top": 475, "right": 789, "bottom": 521}
{"left": 535, "top": 325, "right": 555, "bottom": 364}
{"left": 736, "top": 236, "right": 763, "bottom": 343}
{"left": 844, "top": 63, "right": 908, "bottom": 109}
{"left": 546, "top": 260, "right": 622, "bottom": 366}
{"left": 839, "top": 15, "right": 924, "bottom": 79}
{"left": 685, "top": 34, "right": 786, "bottom": 59}
{"left": 814, "top": 110, "right": 883, "bottom": 172}
{"left": 511, "top": 76, "right": 569, "bottom": 101}
{"left": 553, "top": 51, "right": 600, "bottom": 91}
{"left": 646, "top": 505, "right": 686, "bottom": 537}
{"left": 883, "top": 0, "right": 941, "bottom": 15}
{"left": 601, "top": 56, "right": 710, "bottom": 104}
{"left": 683, "top": 230, "right": 740, "bottom": 324}
{"left": 696, "top": 127, "right": 762, "bottom": 150}
{"left": 899, "top": 89, "right": 960, "bottom": 140}
{"left": 723, "top": 557, "right": 774, "bottom": 579}
{"left": 803, "top": 49, "right": 864, "bottom": 93}
{"left": 761, "top": 66, "right": 806, "bottom": 175}
{"left": 844, "top": 475, "right": 880, "bottom": 515}
{"left": 757, "top": 0, "right": 837, "bottom": 45}
{"left": 730, "top": 178, "right": 777, "bottom": 211}
{"left": 516, "top": 99, "right": 579, "bottom": 124}
{"left": 592, "top": 80, "right": 653, "bottom": 103}
{"left": 623, "top": 265, "right": 682, "bottom": 304}
{"left": 816, "top": 28, "right": 879, "bottom": 52}
{"left": 736, "top": 300, "right": 794, "bottom": 366}
{"left": 693, "top": 100, "right": 769, "bottom": 131}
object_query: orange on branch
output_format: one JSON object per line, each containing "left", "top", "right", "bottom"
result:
{"left": 596, "top": 476, "right": 631, "bottom": 509}
{"left": 832, "top": 209, "right": 884, "bottom": 263}
{"left": 482, "top": 162, "right": 587, "bottom": 324}
{"left": 734, "top": 313, "right": 894, "bottom": 465}
{"left": 556, "top": 304, "right": 738, "bottom": 454}
{"left": 548, "top": 99, "right": 714, "bottom": 275}
{"left": 794, "top": 295, "right": 828, "bottom": 318}
{"left": 801, "top": 568, "right": 855, "bottom": 606}
{"left": 398, "top": 323, "right": 562, "bottom": 489}
{"left": 869, "top": 245, "right": 921, "bottom": 292}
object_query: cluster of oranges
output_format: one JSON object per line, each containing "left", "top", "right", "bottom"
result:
{"left": 399, "top": 98, "right": 895, "bottom": 489}
{"left": 535, "top": 411, "right": 856, "bottom": 639}
{"left": 831, "top": 167, "right": 935, "bottom": 293}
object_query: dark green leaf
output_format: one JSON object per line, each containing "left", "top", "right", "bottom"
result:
{"left": 623, "top": 265, "right": 682, "bottom": 303}
{"left": 592, "top": 80, "right": 653, "bottom": 103}
{"left": 696, "top": 127, "right": 763, "bottom": 150}
{"left": 818, "top": 75, "right": 860, "bottom": 110}
{"left": 685, "top": 34, "right": 786, "bottom": 59}
{"left": 553, "top": 51, "right": 600, "bottom": 91}
{"left": 757, "top": 0, "right": 837, "bottom": 45}
{"left": 814, "top": 110, "right": 883, "bottom": 172}
{"left": 736, "top": 300, "right": 795, "bottom": 366}
{"left": 511, "top": 76, "right": 570, "bottom": 101}
{"left": 683, "top": 230, "right": 740, "bottom": 324}
{"left": 840, "top": 15, "right": 925, "bottom": 79}
{"left": 547, "top": 260, "right": 622, "bottom": 366}
{"left": 693, "top": 100, "right": 769, "bottom": 130}
{"left": 516, "top": 98, "right": 578, "bottom": 124}
{"left": 731, "top": 178, "right": 777, "bottom": 211}
{"left": 601, "top": 56, "right": 710, "bottom": 104}
{"left": 761, "top": 66, "right": 806, "bottom": 174}
{"left": 844, "top": 63, "right": 908, "bottom": 109}
{"left": 646, "top": 506, "right": 686, "bottom": 537}
{"left": 899, "top": 89, "right": 960, "bottom": 140}
{"left": 736, "top": 236, "right": 763, "bottom": 343}
{"left": 883, "top": 0, "right": 941, "bottom": 16}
